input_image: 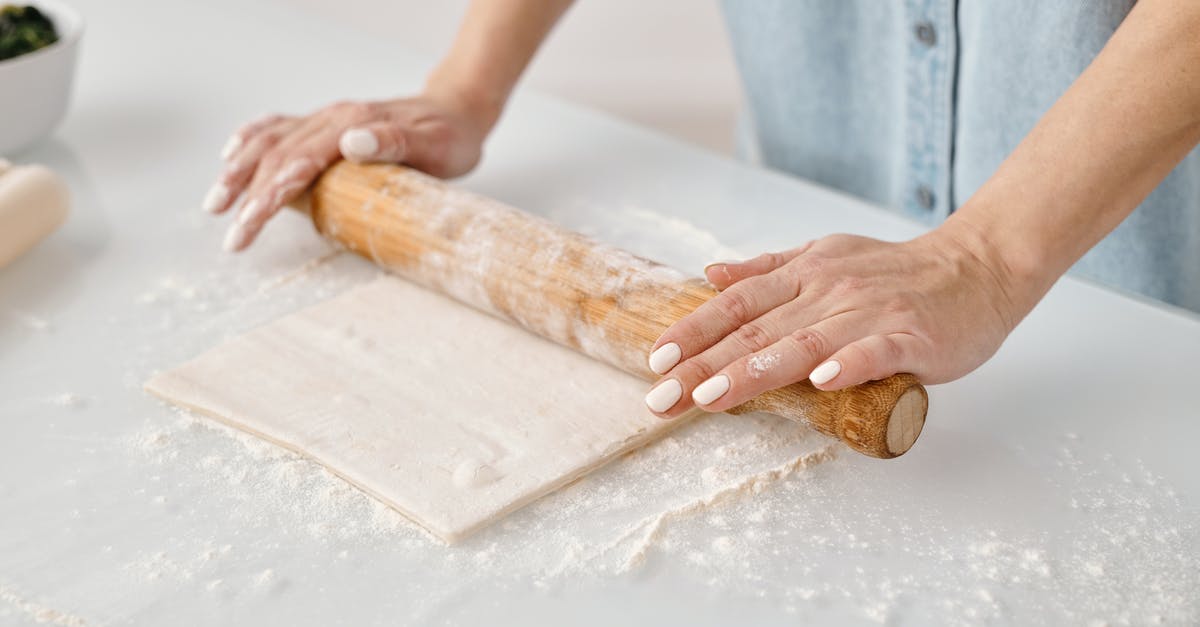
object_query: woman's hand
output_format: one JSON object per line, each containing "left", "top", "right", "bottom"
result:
{"left": 643, "top": 229, "right": 1029, "bottom": 417}
{"left": 203, "top": 92, "right": 494, "bottom": 252}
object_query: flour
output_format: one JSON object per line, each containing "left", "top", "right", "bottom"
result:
{"left": 254, "top": 249, "right": 345, "bottom": 294}
{"left": 137, "top": 276, "right": 199, "bottom": 305}
{"left": 711, "top": 536, "right": 734, "bottom": 554}
{"left": 747, "top": 351, "right": 781, "bottom": 378}
{"left": 610, "top": 443, "right": 838, "bottom": 572}
{"left": 0, "top": 582, "right": 87, "bottom": 626}
{"left": 111, "top": 199, "right": 1200, "bottom": 624}
{"left": 8, "top": 309, "right": 50, "bottom": 331}
{"left": 46, "top": 393, "right": 85, "bottom": 408}
{"left": 550, "top": 200, "right": 745, "bottom": 270}
{"left": 367, "top": 170, "right": 702, "bottom": 380}
{"left": 126, "top": 370, "right": 1200, "bottom": 625}
{"left": 253, "top": 569, "right": 275, "bottom": 587}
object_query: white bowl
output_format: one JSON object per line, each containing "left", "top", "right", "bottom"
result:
{"left": 0, "top": 0, "right": 83, "bottom": 154}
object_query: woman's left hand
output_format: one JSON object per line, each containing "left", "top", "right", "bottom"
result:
{"left": 643, "top": 229, "right": 1027, "bottom": 417}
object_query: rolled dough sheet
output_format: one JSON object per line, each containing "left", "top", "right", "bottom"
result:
{"left": 145, "top": 276, "right": 684, "bottom": 543}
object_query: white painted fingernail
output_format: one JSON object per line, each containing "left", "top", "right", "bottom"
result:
{"left": 704, "top": 260, "right": 739, "bottom": 285}
{"left": 339, "top": 128, "right": 379, "bottom": 159}
{"left": 648, "top": 342, "right": 682, "bottom": 374}
{"left": 202, "top": 183, "right": 229, "bottom": 213}
{"left": 808, "top": 360, "right": 841, "bottom": 385}
{"left": 236, "top": 199, "right": 260, "bottom": 226}
{"left": 223, "top": 223, "right": 247, "bottom": 253}
{"left": 644, "top": 379, "right": 683, "bottom": 413}
{"left": 221, "top": 134, "right": 242, "bottom": 160}
{"left": 692, "top": 374, "right": 730, "bottom": 406}
{"left": 704, "top": 259, "right": 740, "bottom": 271}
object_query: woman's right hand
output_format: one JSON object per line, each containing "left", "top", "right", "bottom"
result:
{"left": 203, "top": 91, "right": 495, "bottom": 252}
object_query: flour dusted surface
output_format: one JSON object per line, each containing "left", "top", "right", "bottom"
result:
{"left": 145, "top": 276, "right": 685, "bottom": 543}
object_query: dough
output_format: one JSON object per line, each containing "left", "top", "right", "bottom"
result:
{"left": 0, "top": 160, "right": 70, "bottom": 270}
{"left": 145, "top": 277, "right": 684, "bottom": 543}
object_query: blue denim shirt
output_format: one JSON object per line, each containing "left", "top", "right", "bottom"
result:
{"left": 722, "top": 0, "right": 1200, "bottom": 313}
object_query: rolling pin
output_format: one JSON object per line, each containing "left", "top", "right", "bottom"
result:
{"left": 298, "top": 162, "right": 927, "bottom": 458}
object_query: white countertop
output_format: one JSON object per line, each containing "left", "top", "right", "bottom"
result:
{"left": 2, "top": 0, "right": 1198, "bottom": 625}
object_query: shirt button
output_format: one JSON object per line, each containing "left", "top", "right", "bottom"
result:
{"left": 915, "top": 185, "right": 935, "bottom": 210}
{"left": 914, "top": 21, "right": 937, "bottom": 47}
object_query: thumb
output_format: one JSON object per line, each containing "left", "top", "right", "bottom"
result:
{"left": 339, "top": 123, "right": 409, "bottom": 163}
{"left": 339, "top": 121, "right": 471, "bottom": 178}
{"left": 807, "top": 333, "right": 925, "bottom": 391}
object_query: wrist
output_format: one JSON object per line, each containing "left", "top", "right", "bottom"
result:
{"left": 922, "top": 210, "right": 1051, "bottom": 329}
{"left": 424, "top": 66, "right": 507, "bottom": 135}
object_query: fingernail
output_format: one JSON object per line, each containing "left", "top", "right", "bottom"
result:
{"left": 808, "top": 360, "right": 841, "bottom": 385}
{"left": 644, "top": 379, "right": 683, "bottom": 413}
{"left": 221, "top": 134, "right": 242, "bottom": 160}
{"left": 692, "top": 374, "right": 730, "bottom": 406}
{"left": 202, "top": 183, "right": 229, "bottom": 213}
{"left": 339, "top": 128, "right": 379, "bottom": 159}
{"left": 704, "top": 260, "right": 738, "bottom": 285}
{"left": 236, "top": 199, "right": 260, "bottom": 226}
{"left": 223, "top": 223, "right": 247, "bottom": 253}
{"left": 648, "top": 342, "right": 682, "bottom": 374}
{"left": 704, "top": 259, "right": 740, "bottom": 272}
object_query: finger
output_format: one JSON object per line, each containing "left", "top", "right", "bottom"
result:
{"left": 340, "top": 119, "right": 460, "bottom": 177}
{"left": 648, "top": 268, "right": 802, "bottom": 375}
{"left": 203, "top": 122, "right": 294, "bottom": 214}
{"left": 223, "top": 121, "right": 323, "bottom": 218}
{"left": 224, "top": 135, "right": 339, "bottom": 252}
{"left": 223, "top": 157, "right": 322, "bottom": 252}
{"left": 339, "top": 122, "right": 407, "bottom": 163}
{"left": 807, "top": 333, "right": 928, "bottom": 391}
{"left": 220, "top": 113, "right": 287, "bottom": 161}
{"left": 650, "top": 313, "right": 856, "bottom": 417}
{"left": 657, "top": 297, "right": 818, "bottom": 396}
{"left": 703, "top": 244, "right": 811, "bottom": 291}
{"left": 683, "top": 314, "right": 860, "bottom": 415}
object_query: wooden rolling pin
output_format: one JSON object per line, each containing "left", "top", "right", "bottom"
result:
{"left": 298, "top": 162, "right": 927, "bottom": 458}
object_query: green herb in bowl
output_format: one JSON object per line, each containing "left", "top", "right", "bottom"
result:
{"left": 0, "top": 4, "right": 59, "bottom": 61}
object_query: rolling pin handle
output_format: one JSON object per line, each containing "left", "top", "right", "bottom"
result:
{"left": 728, "top": 374, "right": 927, "bottom": 458}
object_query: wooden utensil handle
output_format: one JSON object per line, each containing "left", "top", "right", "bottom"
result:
{"left": 302, "top": 162, "right": 927, "bottom": 458}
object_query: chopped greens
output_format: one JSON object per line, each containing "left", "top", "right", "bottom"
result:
{"left": 0, "top": 4, "right": 59, "bottom": 62}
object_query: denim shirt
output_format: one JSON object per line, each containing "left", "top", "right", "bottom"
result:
{"left": 722, "top": 0, "right": 1200, "bottom": 313}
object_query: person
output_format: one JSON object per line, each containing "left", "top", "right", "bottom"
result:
{"left": 202, "top": 1, "right": 1200, "bottom": 419}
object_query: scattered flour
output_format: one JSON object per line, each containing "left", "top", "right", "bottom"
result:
{"left": 45, "top": 393, "right": 86, "bottom": 408}
{"left": 122, "top": 395, "right": 1200, "bottom": 626}
{"left": 712, "top": 536, "right": 735, "bottom": 554}
{"left": 608, "top": 443, "right": 838, "bottom": 573}
{"left": 254, "top": 249, "right": 344, "bottom": 294}
{"left": 551, "top": 200, "right": 745, "bottom": 269}
{"left": 7, "top": 309, "right": 50, "bottom": 331}
{"left": 253, "top": 569, "right": 275, "bottom": 587}
{"left": 137, "top": 276, "right": 199, "bottom": 305}
{"left": 0, "top": 582, "right": 87, "bottom": 626}
{"left": 105, "top": 210, "right": 1199, "bottom": 625}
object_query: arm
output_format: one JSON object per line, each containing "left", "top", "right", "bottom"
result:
{"left": 426, "top": 0, "right": 575, "bottom": 133}
{"left": 206, "top": 0, "right": 573, "bottom": 252}
{"left": 645, "top": 0, "right": 1200, "bottom": 418}
{"left": 944, "top": 0, "right": 1200, "bottom": 314}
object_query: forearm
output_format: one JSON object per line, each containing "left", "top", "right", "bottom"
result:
{"left": 425, "top": 0, "right": 574, "bottom": 132}
{"left": 941, "top": 0, "right": 1200, "bottom": 313}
